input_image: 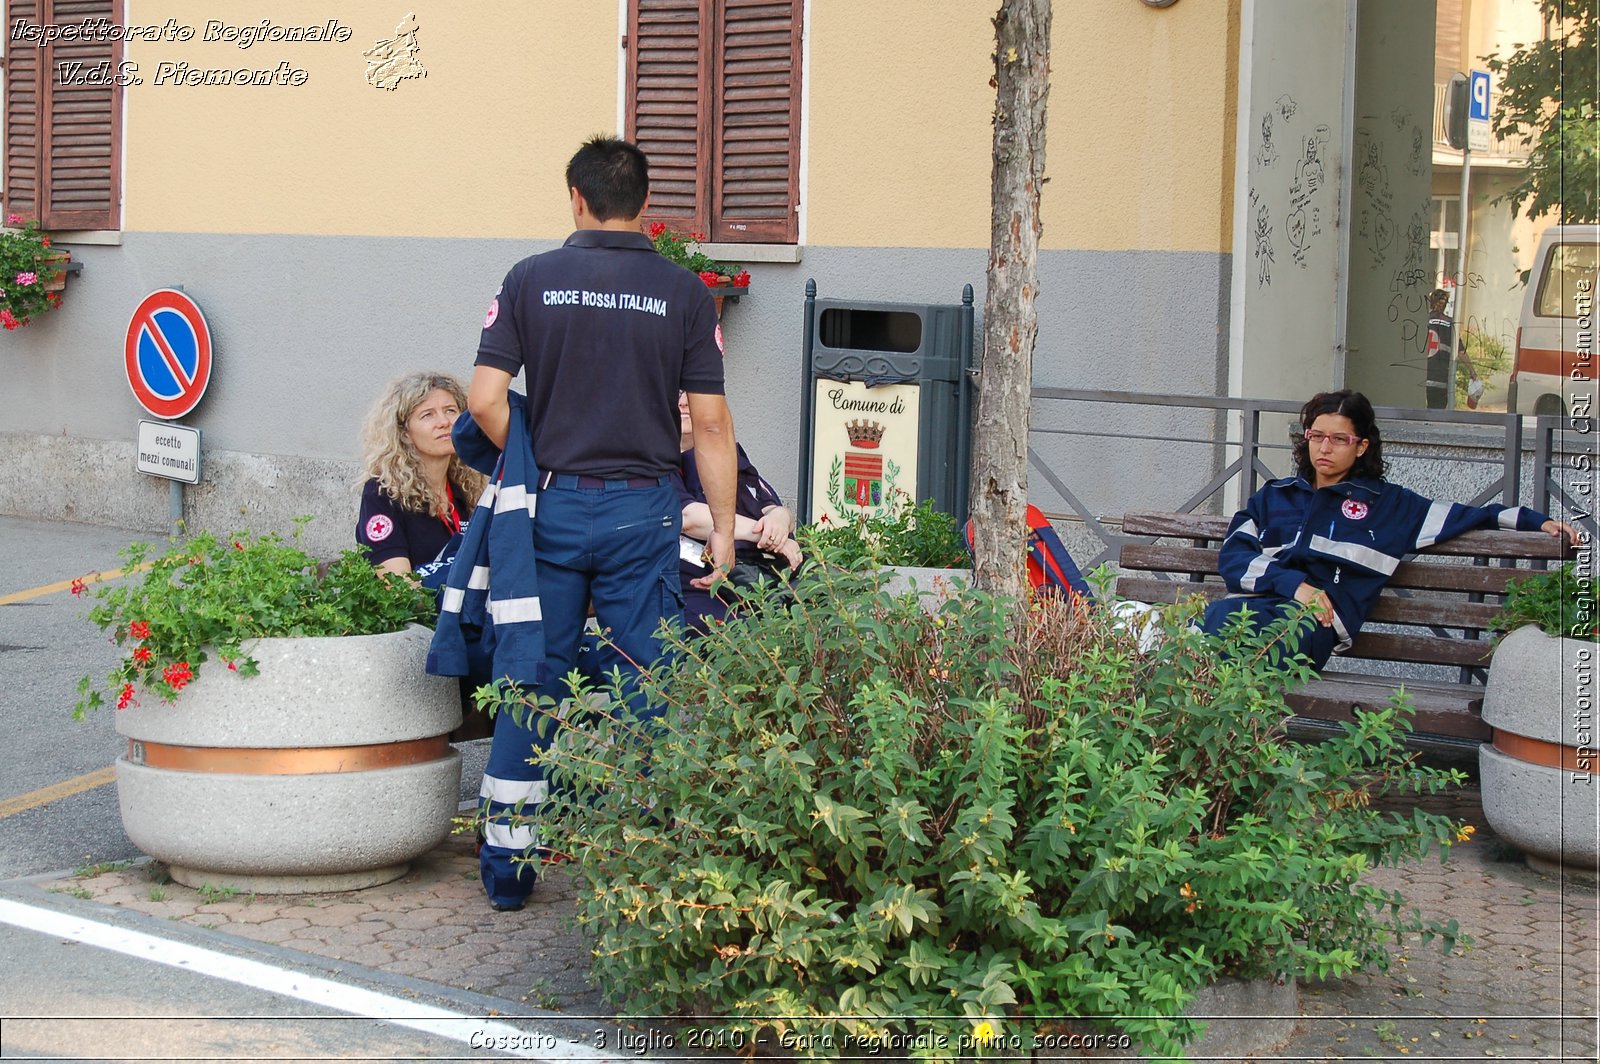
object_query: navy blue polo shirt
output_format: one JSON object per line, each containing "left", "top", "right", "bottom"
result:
{"left": 357, "top": 478, "right": 468, "bottom": 570}
{"left": 475, "top": 229, "right": 725, "bottom": 479}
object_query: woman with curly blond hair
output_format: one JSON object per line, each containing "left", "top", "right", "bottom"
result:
{"left": 357, "top": 372, "right": 487, "bottom": 576}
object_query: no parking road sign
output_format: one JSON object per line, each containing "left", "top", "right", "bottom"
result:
{"left": 125, "top": 289, "right": 213, "bottom": 420}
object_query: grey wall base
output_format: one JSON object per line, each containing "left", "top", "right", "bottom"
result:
{"left": 0, "top": 431, "right": 361, "bottom": 558}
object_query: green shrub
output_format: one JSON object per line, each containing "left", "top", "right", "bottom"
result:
{"left": 1495, "top": 562, "right": 1599, "bottom": 640}
{"left": 802, "top": 496, "right": 968, "bottom": 569}
{"left": 486, "top": 574, "right": 1467, "bottom": 1059}
{"left": 75, "top": 521, "right": 435, "bottom": 717}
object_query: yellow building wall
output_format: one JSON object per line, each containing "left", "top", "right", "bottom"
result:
{"left": 122, "top": 2, "right": 618, "bottom": 238}
{"left": 805, "top": 0, "right": 1239, "bottom": 253}
{"left": 121, "top": 1, "right": 1237, "bottom": 254}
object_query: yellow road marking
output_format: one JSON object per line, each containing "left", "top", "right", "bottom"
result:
{"left": 0, "top": 561, "right": 155, "bottom": 607}
{"left": 0, "top": 766, "right": 117, "bottom": 820}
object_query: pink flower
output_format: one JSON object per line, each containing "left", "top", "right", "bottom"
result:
{"left": 15, "top": 272, "right": 36, "bottom": 286}
{"left": 6, "top": 213, "right": 21, "bottom": 225}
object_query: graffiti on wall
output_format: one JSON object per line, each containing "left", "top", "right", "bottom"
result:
{"left": 1248, "top": 94, "right": 1337, "bottom": 289}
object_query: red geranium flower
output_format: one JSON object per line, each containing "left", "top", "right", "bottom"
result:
{"left": 162, "top": 661, "right": 193, "bottom": 691}
{"left": 115, "top": 683, "right": 135, "bottom": 710}
{"left": 732, "top": 270, "right": 751, "bottom": 287}
{"left": 698, "top": 271, "right": 720, "bottom": 287}
{"left": 128, "top": 620, "right": 151, "bottom": 639}
{"left": 132, "top": 646, "right": 152, "bottom": 665}
{"left": 70, "top": 577, "right": 87, "bottom": 597}
{"left": 648, "top": 221, "right": 666, "bottom": 238}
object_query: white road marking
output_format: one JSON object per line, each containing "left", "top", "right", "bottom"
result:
{"left": 0, "top": 897, "right": 617, "bottom": 1060}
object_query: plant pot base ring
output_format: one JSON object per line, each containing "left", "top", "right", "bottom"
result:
{"left": 1523, "top": 853, "right": 1600, "bottom": 883}
{"left": 166, "top": 862, "right": 411, "bottom": 895}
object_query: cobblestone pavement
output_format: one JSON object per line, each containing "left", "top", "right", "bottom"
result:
{"left": 18, "top": 787, "right": 1600, "bottom": 1062}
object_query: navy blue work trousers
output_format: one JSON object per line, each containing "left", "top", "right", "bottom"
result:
{"left": 479, "top": 475, "right": 682, "bottom": 909}
{"left": 1199, "top": 594, "right": 1337, "bottom": 672}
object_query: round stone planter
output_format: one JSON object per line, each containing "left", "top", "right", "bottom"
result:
{"left": 877, "top": 565, "right": 971, "bottom": 612}
{"left": 1480, "top": 624, "right": 1599, "bottom": 877}
{"left": 115, "top": 625, "right": 462, "bottom": 894}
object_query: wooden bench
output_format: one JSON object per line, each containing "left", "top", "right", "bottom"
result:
{"left": 1114, "top": 512, "right": 1568, "bottom": 755}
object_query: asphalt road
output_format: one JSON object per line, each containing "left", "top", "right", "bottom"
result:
{"left": 0, "top": 918, "right": 496, "bottom": 1060}
{"left": 0, "top": 515, "right": 149, "bottom": 881}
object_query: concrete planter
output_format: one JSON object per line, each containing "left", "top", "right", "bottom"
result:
{"left": 877, "top": 565, "right": 971, "bottom": 611}
{"left": 115, "top": 625, "right": 462, "bottom": 894}
{"left": 1480, "top": 624, "right": 1599, "bottom": 877}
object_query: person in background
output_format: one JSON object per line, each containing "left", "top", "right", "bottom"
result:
{"left": 673, "top": 392, "right": 801, "bottom": 634}
{"left": 358, "top": 371, "right": 486, "bottom": 575}
{"left": 1201, "top": 389, "right": 1578, "bottom": 671}
{"left": 1425, "top": 288, "right": 1479, "bottom": 409}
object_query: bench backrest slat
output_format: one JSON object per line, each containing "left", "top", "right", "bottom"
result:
{"left": 1115, "top": 575, "right": 1502, "bottom": 629}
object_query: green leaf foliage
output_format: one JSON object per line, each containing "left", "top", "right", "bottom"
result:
{"left": 491, "top": 571, "right": 1469, "bottom": 1059}
{"left": 1494, "top": 562, "right": 1600, "bottom": 640}
{"left": 802, "top": 496, "right": 968, "bottom": 570}
{"left": 75, "top": 521, "right": 435, "bottom": 718}
{"left": 1485, "top": 0, "right": 1599, "bottom": 223}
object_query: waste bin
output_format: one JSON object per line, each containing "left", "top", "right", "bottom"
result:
{"left": 797, "top": 280, "right": 975, "bottom": 524}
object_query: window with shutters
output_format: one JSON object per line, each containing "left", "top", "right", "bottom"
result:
{"left": 2, "top": 0, "right": 123, "bottom": 230}
{"left": 626, "top": 0, "right": 801, "bottom": 244}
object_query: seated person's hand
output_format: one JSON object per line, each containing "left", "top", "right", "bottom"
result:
{"left": 1542, "top": 519, "right": 1582, "bottom": 546}
{"left": 1292, "top": 580, "right": 1335, "bottom": 626}
{"left": 776, "top": 539, "right": 803, "bottom": 570}
{"left": 751, "top": 506, "right": 795, "bottom": 551}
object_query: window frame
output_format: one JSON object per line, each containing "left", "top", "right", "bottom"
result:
{"left": 625, "top": 0, "right": 802, "bottom": 246}
{"left": 2, "top": 0, "right": 124, "bottom": 232}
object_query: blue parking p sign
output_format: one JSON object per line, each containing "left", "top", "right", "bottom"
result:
{"left": 1469, "top": 70, "right": 1491, "bottom": 121}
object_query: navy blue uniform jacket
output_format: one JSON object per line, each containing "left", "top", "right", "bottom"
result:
{"left": 1219, "top": 476, "right": 1551, "bottom": 652}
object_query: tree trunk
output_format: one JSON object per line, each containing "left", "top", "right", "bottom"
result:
{"left": 970, "top": 0, "right": 1050, "bottom": 614}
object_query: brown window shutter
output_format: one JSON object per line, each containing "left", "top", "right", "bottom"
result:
{"left": 629, "top": 0, "right": 711, "bottom": 235}
{"left": 4, "top": 0, "right": 44, "bottom": 221}
{"left": 712, "top": 0, "right": 800, "bottom": 243}
{"left": 39, "top": 0, "right": 120, "bottom": 229}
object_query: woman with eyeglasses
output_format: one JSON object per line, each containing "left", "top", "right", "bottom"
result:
{"left": 1200, "top": 389, "right": 1578, "bottom": 670}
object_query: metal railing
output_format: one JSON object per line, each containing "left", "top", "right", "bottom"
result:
{"left": 1027, "top": 388, "right": 1588, "bottom": 571}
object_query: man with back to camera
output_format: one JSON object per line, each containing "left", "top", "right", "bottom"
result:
{"left": 467, "top": 135, "right": 737, "bottom": 912}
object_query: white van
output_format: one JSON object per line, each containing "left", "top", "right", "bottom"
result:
{"left": 1509, "top": 224, "right": 1598, "bottom": 416}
